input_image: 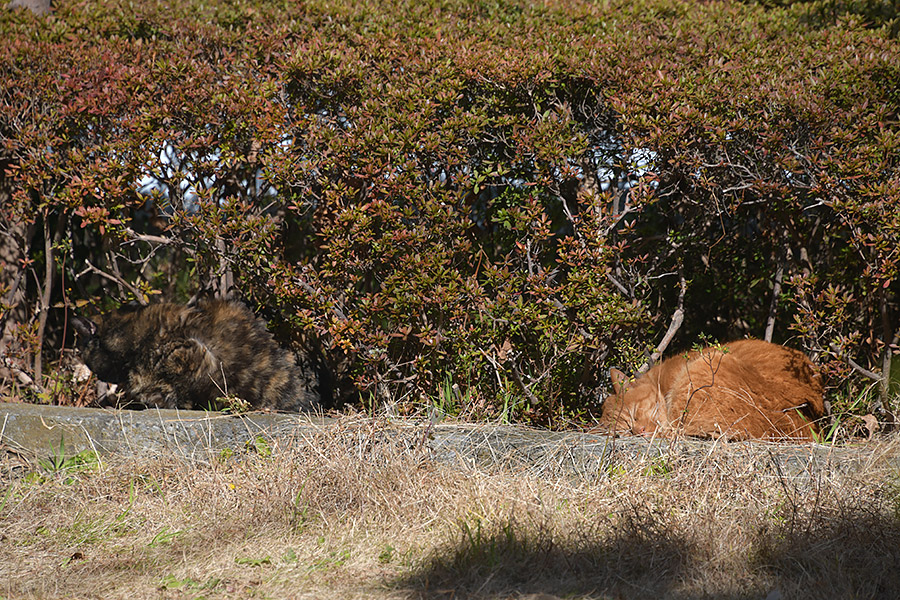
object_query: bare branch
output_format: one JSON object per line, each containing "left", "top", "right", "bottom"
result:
{"left": 506, "top": 358, "right": 541, "bottom": 407}
{"left": 2, "top": 357, "right": 45, "bottom": 395}
{"left": 479, "top": 346, "right": 540, "bottom": 407}
{"left": 721, "top": 183, "right": 755, "bottom": 194}
{"left": 638, "top": 271, "right": 687, "bottom": 374}
{"left": 76, "top": 260, "right": 149, "bottom": 306}
{"left": 293, "top": 273, "right": 348, "bottom": 323}
{"left": 606, "top": 272, "right": 630, "bottom": 297}
{"left": 121, "top": 228, "right": 176, "bottom": 246}
{"left": 848, "top": 357, "right": 881, "bottom": 382}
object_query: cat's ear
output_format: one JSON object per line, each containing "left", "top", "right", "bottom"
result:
{"left": 72, "top": 316, "right": 98, "bottom": 340}
{"left": 610, "top": 368, "right": 627, "bottom": 395}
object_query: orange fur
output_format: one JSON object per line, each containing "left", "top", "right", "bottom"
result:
{"left": 598, "top": 340, "right": 825, "bottom": 441}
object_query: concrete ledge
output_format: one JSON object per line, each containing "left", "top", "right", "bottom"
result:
{"left": 0, "top": 402, "right": 325, "bottom": 461}
{"left": 2, "top": 402, "right": 896, "bottom": 481}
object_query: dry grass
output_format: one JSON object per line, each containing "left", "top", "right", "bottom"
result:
{"left": 2, "top": 418, "right": 900, "bottom": 599}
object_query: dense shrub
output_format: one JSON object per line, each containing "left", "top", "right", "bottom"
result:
{"left": 1, "top": 0, "right": 898, "bottom": 432}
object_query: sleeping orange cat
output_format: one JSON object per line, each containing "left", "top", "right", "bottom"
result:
{"left": 598, "top": 339, "right": 825, "bottom": 441}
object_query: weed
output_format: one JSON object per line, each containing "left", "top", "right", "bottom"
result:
{"left": 32, "top": 437, "right": 98, "bottom": 484}
{"left": 307, "top": 549, "right": 350, "bottom": 572}
{"left": 430, "top": 375, "right": 474, "bottom": 419}
{"left": 159, "top": 575, "right": 222, "bottom": 591}
{"left": 641, "top": 457, "right": 673, "bottom": 477}
{"left": 378, "top": 544, "right": 395, "bottom": 564}
{"left": 148, "top": 526, "right": 184, "bottom": 547}
{"left": 290, "top": 487, "right": 311, "bottom": 532}
{"left": 216, "top": 393, "right": 251, "bottom": 414}
{"left": 498, "top": 387, "right": 525, "bottom": 424}
{"left": 246, "top": 435, "right": 272, "bottom": 457}
{"left": 819, "top": 381, "right": 881, "bottom": 443}
{"left": 0, "top": 485, "right": 16, "bottom": 515}
{"left": 606, "top": 463, "right": 628, "bottom": 478}
{"left": 235, "top": 555, "right": 271, "bottom": 567}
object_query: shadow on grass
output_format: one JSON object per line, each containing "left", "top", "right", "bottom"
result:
{"left": 394, "top": 510, "right": 697, "bottom": 600}
{"left": 750, "top": 509, "right": 900, "bottom": 600}
{"left": 393, "top": 507, "right": 900, "bottom": 600}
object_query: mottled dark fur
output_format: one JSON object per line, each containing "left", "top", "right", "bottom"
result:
{"left": 72, "top": 300, "right": 319, "bottom": 411}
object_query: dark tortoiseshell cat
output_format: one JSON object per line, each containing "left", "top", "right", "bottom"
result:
{"left": 72, "top": 300, "right": 319, "bottom": 411}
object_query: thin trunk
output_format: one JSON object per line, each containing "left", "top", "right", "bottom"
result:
{"left": 33, "top": 212, "right": 63, "bottom": 385}
{"left": 765, "top": 258, "right": 785, "bottom": 342}
{"left": 216, "top": 238, "right": 233, "bottom": 299}
{"left": 0, "top": 221, "right": 35, "bottom": 349}
{"left": 880, "top": 291, "right": 896, "bottom": 408}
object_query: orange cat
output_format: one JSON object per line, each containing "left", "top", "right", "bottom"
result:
{"left": 598, "top": 339, "right": 825, "bottom": 441}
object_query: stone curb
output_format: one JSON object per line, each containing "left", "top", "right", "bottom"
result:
{"left": 2, "top": 402, "right": 897, "bottom": 481}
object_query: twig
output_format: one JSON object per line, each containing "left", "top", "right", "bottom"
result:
{"left": 121, "top": 228, "right": 178, "bottom": 247}
{"left": 480, "top": 349, "right": 505, "bottom": 388}
{"left": 505, "top": 358, "right": 541, "bottom": 407}
{"left": 76, "top": 260, "right": 149, "bottom": 306}
{"left": 638, "top": 271, "right": 687, "bottom": 374}
{"left": 548, "top": 296, "right": 596, "bottom": 343}
{"left": 606, "top": 273, "right": 630, "bottom": 297}
{"left": 601, "top": 200, "right": 638, "bottom": 238}
{"left": 556, "top": 189, "right": 581, "bottom": 242}
{"left": 2, "top": 357, "right": 45, "bottom": 395}
{"left": 293, "top": 273, "right": 347, "bottom": 323}
{"left": 847, "top": 357, "right": 881, "bottom": 381}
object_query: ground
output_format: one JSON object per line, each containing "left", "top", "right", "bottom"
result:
{"left": 2, "top": 414, "right": 900, "bottom": 599}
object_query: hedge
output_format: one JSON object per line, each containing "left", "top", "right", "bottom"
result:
{"left": 1, "top": 0, "right": 898, "bottom": 434}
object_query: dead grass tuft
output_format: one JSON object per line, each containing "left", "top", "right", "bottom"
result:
{"left": 2, "top": 418, "right": 900, "bottom": 599}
